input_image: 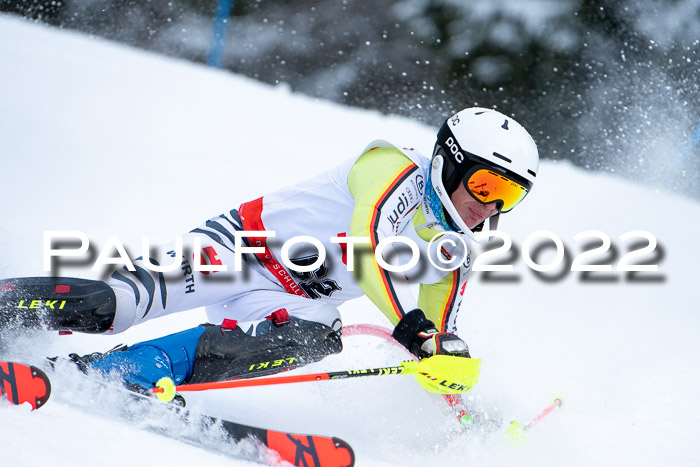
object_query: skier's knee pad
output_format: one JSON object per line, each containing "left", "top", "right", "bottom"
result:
{"left": 189, "top": 316, "right": 343, "bottom": 383}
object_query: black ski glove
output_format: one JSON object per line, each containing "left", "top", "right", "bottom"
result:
{"left": 391, "top": 309, "right": 471, "bottom": 359}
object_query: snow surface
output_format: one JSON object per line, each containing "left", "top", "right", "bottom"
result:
{"left": 1, "top": 14, "right": 700, "bottom": 467}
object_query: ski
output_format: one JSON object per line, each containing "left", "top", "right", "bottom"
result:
{"left": 44, "top": 358, "right": 354, "bottom": 466}
{"left": 202, "top": 414, "right": 355, "bottom": 467}
{"left": 119, "top": 391, "right": 356, "bottom": 467}
{"left": 0, "top": 361, "right": 51, "bottom": 410}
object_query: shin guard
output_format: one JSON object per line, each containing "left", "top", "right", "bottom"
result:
{"left": 0, "top": 277, "right": 116, "bottom": 333}
{"left": 189, "top": 316, "right": 343, "bottom": 383}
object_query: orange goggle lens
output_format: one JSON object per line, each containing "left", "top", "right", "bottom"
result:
{"left": 465, "top": 169, "right": 528, "bottom": 212}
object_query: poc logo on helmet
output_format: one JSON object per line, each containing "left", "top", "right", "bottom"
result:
{"left": 445, "top": 136, "right": 464, "bottom": 163}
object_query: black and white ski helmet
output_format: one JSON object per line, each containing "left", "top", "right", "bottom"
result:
{"left": 430, "top": 107, "right": 539, "bottom": 237}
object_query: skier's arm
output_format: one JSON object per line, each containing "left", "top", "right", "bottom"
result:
{"left": 418, "top": 267, "right": 468, "bottom": 333}
{"left": 347, "top": 147, "right": 420, "bottom": 325}
{"left": 394, "top": 242, "right": 471, "bottom": 357}
{"left": 405, "top": 207, "right": 471, "bottom": 334}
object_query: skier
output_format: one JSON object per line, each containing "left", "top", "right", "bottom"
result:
{"left": 0, "top": 108, "right": 539, "bottom": 393}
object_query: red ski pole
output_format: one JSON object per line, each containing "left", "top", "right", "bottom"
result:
{"left": 523, "top": 398, "right": 562, "bottom": 431}
{"left": 507, "top": 398, "right": 563, "bottom": 443}
{"left": 151, "top": 355, "right": 481, "bottom": 401}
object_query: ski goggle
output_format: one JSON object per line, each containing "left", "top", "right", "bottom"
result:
{"left": 463, "top": 167, "right": 529, "bottom": 213}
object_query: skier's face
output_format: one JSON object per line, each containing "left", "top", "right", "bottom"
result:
{"left": 450, "top": 182, "right": 499, "bottom": 229}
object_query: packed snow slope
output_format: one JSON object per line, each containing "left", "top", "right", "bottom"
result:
{"left": 1, "top": 15, "right": 699, "bottom": 467}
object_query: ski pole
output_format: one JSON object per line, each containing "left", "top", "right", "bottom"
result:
{"left": 522, "top": 398, "right": 562, "bottom": 431}
{"left": 506, "top": 398, "right": 563, "bottom": 443}
{"left": 344, "top": 324, "right": 474, "bottom": 428}
{"left": 152, "top": 354, "right": 481, "bottom": 402}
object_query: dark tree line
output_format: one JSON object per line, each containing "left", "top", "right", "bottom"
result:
{"left": 3, "top": 0, "right": 699, "bottom": 197}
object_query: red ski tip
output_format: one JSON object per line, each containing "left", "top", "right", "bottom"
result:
{"left": 0, "top": 362, "right": 51, "bottom": 410}
{"left": 267, "top": 431, "right": 355, "bottom": 467}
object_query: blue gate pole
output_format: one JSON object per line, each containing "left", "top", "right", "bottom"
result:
{"left": 677, "top": 123, "right": 700, "bottom": 169}
{"left": 207, "top": 0, "right": 235, "bottom": 68}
